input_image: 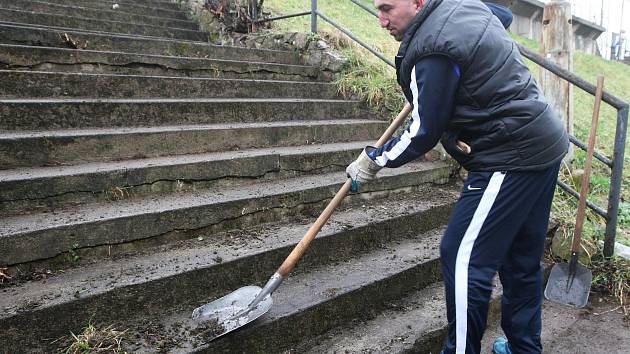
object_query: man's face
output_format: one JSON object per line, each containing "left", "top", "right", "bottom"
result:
{"left": 374, "top": 0, "right": 425, "bottom": 41}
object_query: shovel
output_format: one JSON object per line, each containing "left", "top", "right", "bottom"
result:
{"left": 191, "top": 102, "right": 414, "bottom": 340}
{"left": 544, "top": 75, "right": 604, "bottom": 308}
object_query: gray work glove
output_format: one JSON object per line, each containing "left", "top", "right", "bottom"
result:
{"left": 346, "top": 148, "right": 382, "bottom": 192}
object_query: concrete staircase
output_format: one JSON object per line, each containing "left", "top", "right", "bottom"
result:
{"left": 0, "top": 1, "right": 465, "bottom": 353}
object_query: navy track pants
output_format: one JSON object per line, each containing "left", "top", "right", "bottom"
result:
{"left": 440, "top": 163, "right": 560, "bottom": 354}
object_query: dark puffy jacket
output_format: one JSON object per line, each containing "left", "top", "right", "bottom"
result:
{"left": 396, "top": 0, "right": 568, "bottom": 171}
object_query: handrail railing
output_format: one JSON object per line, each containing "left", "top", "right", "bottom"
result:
{"left": 249, "top": 0, "right": 629, "bottom": 258}
{"left": 316, "top": 11, "right": 394, "bottom": 67}
{"left": 348, "top": 0, "right": 378, "bottom": 17}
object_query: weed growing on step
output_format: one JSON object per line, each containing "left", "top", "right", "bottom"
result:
{"left": 59, "top": 323, "right": 128, "bottom": 354}
{"left": 67, "top": 243, "right": 80, "bottom": 263}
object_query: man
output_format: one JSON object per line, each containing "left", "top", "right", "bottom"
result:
{"left": 346, "top": 1, "right": 569, "bottom": 353}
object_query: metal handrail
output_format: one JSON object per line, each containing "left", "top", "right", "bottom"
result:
{"left": 349, "top": 0, "right": 377, "bottom": 17}
{"left": 316, "top": 11, "right": 394, "bottom": 67}
{"left": 568, "top": 135, "right": 612, "bottom": 168}
{"left": 254, "top": 11, "right": 311, "bottom": 24}
{"left": 249, "top": 0, "right": 628, "bottom": 258}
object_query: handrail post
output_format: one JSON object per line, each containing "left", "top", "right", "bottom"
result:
{"left": 311, "top": 0, "right": 318, "bottom": 33}
{"left": 251, "top": 0, "right": 258, "bottom": 32}
{"left": 604, "top": 104, "right": 629, "bottom": 257}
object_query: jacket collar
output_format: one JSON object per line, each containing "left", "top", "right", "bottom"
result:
{"left": 396, "top": 0, "right": 444, "bottom": 61}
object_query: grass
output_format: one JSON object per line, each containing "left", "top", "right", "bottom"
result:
{"left": 263, "top": 0, "right": 630, "bottom": 310}
{"left": 264, "top": 0, "right": 406, "bottom": 114}
{"left": 265, "top": 0, "right": 398, "bottom": 54}
{"left": 59, "top": 323, "right": 128, "bottom": 354}
{"left": 591, "top": 256, "right": 630, "bottom": 317}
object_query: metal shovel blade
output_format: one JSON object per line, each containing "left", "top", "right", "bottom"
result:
{"left": 544, "top": 262, "right": 593, "bottom": 308}
{"left": 191, "top": 285, "right": 273, "bottom": 341}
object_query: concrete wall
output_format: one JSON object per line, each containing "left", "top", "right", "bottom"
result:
{"left": 489, "top": 0, "right": 605, "bottom": 55}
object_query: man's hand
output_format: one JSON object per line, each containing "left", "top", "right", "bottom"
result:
{"left": 346, "top": 148, "right": 382, "bottom": 191}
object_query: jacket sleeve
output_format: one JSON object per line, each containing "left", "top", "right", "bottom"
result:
{"left": 367, "top": 55, "right": 459, "bottom": 168}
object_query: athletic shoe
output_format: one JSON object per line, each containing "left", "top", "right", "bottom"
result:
{"left": 492, "top": 337, "right": 513, "bottom": 354}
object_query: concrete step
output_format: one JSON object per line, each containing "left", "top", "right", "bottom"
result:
{"left": 296, "top": 281, "right": 502, "bottom": 354}
{"left": 300, "top": 283, "right": 452, "bottom": 354}
{"left": 26, "top": 0, "right": 189, "bottom": 19}
{"left": 0, "top": 160, "right": 453, "bottom": 266}
{"left": 0, "top": 23, "right": 303, "bottom": 65}
{"left": 0, "top": 0, "right": 198, "bottom": 30}
{"left": 0, "top": 141, "right": 370, "bottom": 214}
{"left": 0, "top": 97, "right": 368, "bottom": 130}
{"left": 0, "top": 8, "right": 208, "bottom": 40}
{"left": 136, "top": 230, "right": 448, "bottom": 353}
{"left": 0, "top": 187, "right": 458, "bottom": 351}
{"left": 0, "top": 120, "right": 388, "bottom": 169}
{"left": 0, "top": 71, "right": 337, "bottom": 99}
{"left": 0, "top": 44, "right": 319, "bottom": 81}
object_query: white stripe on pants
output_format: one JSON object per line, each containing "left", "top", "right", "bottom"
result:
{"left": 454, "top": 172, "right": 505, "bottom": 354}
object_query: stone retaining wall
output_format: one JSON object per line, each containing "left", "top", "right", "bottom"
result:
{"left": 176, "top": 0, "right": 347, "bottom": 78}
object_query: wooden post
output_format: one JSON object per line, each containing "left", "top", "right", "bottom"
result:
{"left": 541, "top": 1, "right": 574, "bottom": 162}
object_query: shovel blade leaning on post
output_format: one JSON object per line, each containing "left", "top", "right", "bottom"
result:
{"left": 544, "top": 261, "right": 592, "bottom": 308}
{"left": 544, "top": 75, "right": 604, "bottom": 308}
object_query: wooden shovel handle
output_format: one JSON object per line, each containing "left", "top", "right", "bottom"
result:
{"left": 571, "top": 75, "right": 604, "bottom": 253}
{"left": 277, "top": 102, "right": 413, "bottom": 276}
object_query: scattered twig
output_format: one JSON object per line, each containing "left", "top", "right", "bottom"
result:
{"left": 0, "top": 267, "right": 11, "bottom": 283}
{"left": 107, "top": 186, "right": 130, "bottom": 200}
{"left": 59, "top": 33, "right": 89, "bottom": 50}
{"left": 592, "top": 305, "right": 622, "bottom": 316}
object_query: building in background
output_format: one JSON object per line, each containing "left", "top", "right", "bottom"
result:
{"left": 490, "top": 0, "right": 628, "bottom": 60}
{"left": 570, "top": 0, "right": 628, "bottom": 60}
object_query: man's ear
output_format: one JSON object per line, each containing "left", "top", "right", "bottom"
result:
{"left": 414, "top": 0, "right": 425, "bottom": 12}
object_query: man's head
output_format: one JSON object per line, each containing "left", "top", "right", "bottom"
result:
{"left": 374, "top": 0, "right": 425, "bottom": 41}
